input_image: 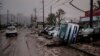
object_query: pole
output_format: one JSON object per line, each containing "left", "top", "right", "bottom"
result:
{"left": 58, "top": 12, "right": 60, "bottom": 27}
{"left": 34, "top": 8, "right": 36, "bottom": 22}
{"left": 35, "top": 8, "right": 38, "bottom": 28}
{"left": 42, "top": 0, "right": 45, "bottom": 28}
{"left": 7, "top": 10, "right": 9, "bottom": 26}
{"left": 0, "top": 2, "right": 2, "bottom": 29}
{"left": 17, "top": 14, "right": 18, "bottom": 26}
{"left": 90, "top": 0, "right": 93, "bottom": 28}
{"left": 31, "top": 14, "right": 33, "bottom": 27}
{"left": 50, "top": 6, "right": 52, "bottom": 14}
{"left": 0, "top": 10, "right": 1, "bottom": 28}
{"left": 0, "top": 10, "right": 1, "bottom": 30}
{"left": 34, "top": 8, "right": 37, "bottom": 28}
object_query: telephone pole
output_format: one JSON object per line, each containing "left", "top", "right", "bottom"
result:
{"left": 34, "top": 8, "right": 36, "bottom": 22}
{"left": 0, "top": 2, "right": 2, "bottom": 29}
{"left": 34, "top": 8, "right": 38, "bottom": 28}
{"left": 31, "top": 14, "right": 33, "bottom": 27}
{"left": 90, "top": 0, "right": 93, "bottom": 28}
{"left": 7, "top": 10, "right": 9, "bottom": 26}
{"left": 50, "top": 6, "right": 52, "bottom": 14}
{"left": 42, "top": 0, "right": 45, "bottom": 28}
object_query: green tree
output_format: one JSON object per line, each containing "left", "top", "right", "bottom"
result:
{"left": 47, "top": 13, "right": 56, "bottom": 25}
{"left": 56, "top": 9, "right": 65, "bottom": 26}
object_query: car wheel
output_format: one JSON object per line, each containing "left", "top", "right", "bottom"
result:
{"left": 51, "top": 33, "right": 54, "bottom": 36}
{"left": 6, "top": 34, "right": 9, "bottom": 38}
{"left": 15, "top": 33, "right": 18, "bottom": 36}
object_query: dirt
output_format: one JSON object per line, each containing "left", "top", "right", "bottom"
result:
{"left": 71, "top": 43, "right": 100, "bottom": 56}
{"left": 30, "top": 33, "right": 89, "bottom": 56}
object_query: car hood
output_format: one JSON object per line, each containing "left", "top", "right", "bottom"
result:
{"left": 6, "top": 30, "right": 17, "bottom": 33}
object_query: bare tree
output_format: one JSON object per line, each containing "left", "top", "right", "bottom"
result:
{"left": 56, "top": 8, "right": 65, "bottom": 27}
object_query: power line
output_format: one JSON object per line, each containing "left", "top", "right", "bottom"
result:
{"left": 44, "top": 0, "right": 69, "bottom": 10}
{"left": 45, "top": 0, "right": 60, "bottom": 8}
{"left": 38, "top": 0, "right": 72, "bottom": 16}
{"left": 38, "top": 0, "right": 69, "bottom": 16}
{"left": 39, "top": 0, "right": 60, "bottom": 11}
{"left": 44, "top": 0, "right": 61, "bottom": 10}
{"left": 69, "top": 0, "right": 85, "bottom": 12}
{"left": 51, "top": 0, "right": 70, "bottom": 9}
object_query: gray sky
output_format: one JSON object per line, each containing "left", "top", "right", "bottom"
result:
{"left": 2, "top": 0, "right": 42, "bottom": 16}
{"left": 1, "top": 0, "right": 98, "bottom": 21}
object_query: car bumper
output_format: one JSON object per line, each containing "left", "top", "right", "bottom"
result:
{"left": 6, "top": 33, "right": 17, "bottom": 37}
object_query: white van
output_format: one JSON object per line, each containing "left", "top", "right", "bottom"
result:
{"left": 58, "top": 23, "right": 79, "bottom": 44}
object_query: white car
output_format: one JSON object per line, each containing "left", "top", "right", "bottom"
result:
{"left": 52, "top": 30, "right": 59, "bottom": 37}
{"left": 81, "top": 28, "right": 94, "bottom": 37}
{"left": 48, "top": 27, "right": 59, "bottom": 36}
{"left": 5, "top": 26, "right": 18, "bottom": 37}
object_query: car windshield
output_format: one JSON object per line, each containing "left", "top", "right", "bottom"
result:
{"left": 45, "top": 27, "right": 49, "bottom": 30}
{"left": 54, "top": 27, "right": 59, "bottom": 30}
{"left": 7, "top": 26, "right": 16, "bottom": 30}
{"left": 7, "top": 28, "right": 15, "bottom": 30}
{"left": 48, "top": 27, "right": 55, "bottom": 31}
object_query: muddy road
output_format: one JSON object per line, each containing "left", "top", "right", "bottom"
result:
{"left": 0, "top": 28, "right": 91, "bottom": 56}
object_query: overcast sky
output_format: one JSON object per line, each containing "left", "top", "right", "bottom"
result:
{"left": 1, "top": 0, "right": 98, "bottom": 20}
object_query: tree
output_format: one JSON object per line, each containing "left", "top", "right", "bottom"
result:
{"left": 47, "top": 13, "right": 56, "bottom": 25}
{"left": 56, "top": 8, "right": 65, "bottom": 26}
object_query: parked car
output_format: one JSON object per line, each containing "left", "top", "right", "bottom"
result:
{"left": 52, "top": 29, "right": 60, "bottom": 38}
{"left": 48, "top": 27, "right": 59, "bottom": 36}
{"left": 46, "top": 26, "right": 55, "bottom": 35}
{"left": 5, "top": 26, "right": 18, "bottom": 37}
{"left": 39, "top": 26, "right": 55, "bottom": 35}
{"left": 38, "top": 26, "right": 49, "bottom": 36}
{"left": 81, "top": 28, "right": 94, "bottom": 37}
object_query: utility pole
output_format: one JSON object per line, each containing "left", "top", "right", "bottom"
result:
{"left": 7, "top": 10, "right": 9, "bottom": 26}
{"left": 34, "top": 8, "right": 37, "bottom": 28}
{"left": 17, "top": 14, "right": 18, "bottom": 26}
{"left": 31, "top": 14, "right": 33, "bottom": 28}
{"left": 34, "top": 8, "right": 36, "bottom": 22}
{"left": 0, "top": 2, "right": 2, "bottom": 29}
{"left": 42, "top": 0, "right": 45, "bottom": 28}
{"left": 58, "top": 11, "right": 60, "bottom": 27}
{"left": 90, "top": 0, "right": 93, "bottom": 28}
{"left": 50, "top": 6, "right": 52, "bottom": 14}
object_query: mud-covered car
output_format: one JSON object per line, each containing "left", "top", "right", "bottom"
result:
{"left": 5, "top": 26, "right": 18, "bottom": 37}
{"left": 48, "top": 27, "right": 59, "bottom": 36}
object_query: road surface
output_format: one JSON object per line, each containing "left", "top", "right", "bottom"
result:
{"left": 0, "top": 28, "right": 89, "bottom": 56}
{"left": 0, "top": 28, "right": 39, "bottom": 56}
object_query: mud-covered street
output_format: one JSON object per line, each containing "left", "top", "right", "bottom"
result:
{"left": 1, "top": 0, "right": 100, "bottom": 56}
{"left": 0, "top": 28, "right": 95, "bottom": 56}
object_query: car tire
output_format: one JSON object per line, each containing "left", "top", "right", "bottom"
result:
{"left": 6, "top": 34, "right": 9, "bottom": 38}
{"left": 51, "top": 33, "right": 54, "bottom": 36}
{"left": 15, "top": 33, "right": 18, "bottom": 36}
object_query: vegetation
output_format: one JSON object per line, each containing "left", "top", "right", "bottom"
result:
{"left": 56, "top": 8, "right": 65, "bottom": 26}
{"left": 47, "top": 13, "right": 56, "bottom": 25}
